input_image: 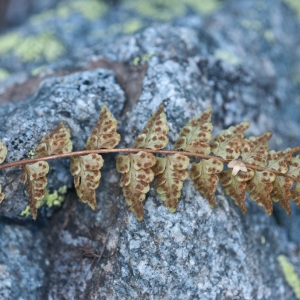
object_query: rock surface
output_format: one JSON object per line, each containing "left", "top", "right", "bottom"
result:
{"left": 0, "top": 0, "right": 300, "bottom": 299}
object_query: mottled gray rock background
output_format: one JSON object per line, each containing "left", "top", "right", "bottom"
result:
{"left": 0, "top": 0, "right": 300, "bottom": 299}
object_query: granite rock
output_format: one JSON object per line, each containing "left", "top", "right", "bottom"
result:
{"left": 0, "top": 0, "right": 300, "bottom": 299}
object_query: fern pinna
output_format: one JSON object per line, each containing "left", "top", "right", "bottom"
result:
{"left": 0, "top": 105, "right": 300, "bottom": 221}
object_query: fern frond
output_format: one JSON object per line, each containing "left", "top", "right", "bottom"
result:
{"left": 219, "top": 169, "right": 255, "bottom": 213}
{"left": 116, "top": 152, "right": 156, "bottom": 221}
{"left": 210, "top": 121, "right": 250, "bottom": 160}
{"left": 117, "top": 105, "right": 169, "bottom": 220}
{"left": 86, "top": 104, "right": 121, "bottom": 150}
{"left": 0, "top": 139, "right": 7, "bottom": 164}
{"left": 21, "top": 161, "right": 49, "bottom": 220}
{"left": 0, "top": 139, "right": 7, "bottom": 202}
{"left": 190, "top": 158, "right": 223, "bottom": 208}
{"left": 271, "top": 176, "right": 294, "bottom": 214}
{"left": 73, "top": 105, "right": 120, "bottom": 209}
{"left": 153, "top": 154, "right": 189, "bottom": 213}
{"left": 246, "top": 170, "right": 275, "bottom": 215}
{"left": 0, "top": 185, "right": 4, "bottom": 203}
{"left": 241, "top": 132, "right": 272, "bottom": 167}
{"left": 134, "top": 104, "right": 169, "bottom": 150}
{"left": 1, "top": 104, "right": 300, "bottom": 221}
{"left": 35, "top": 122, "right": 73, "bottom": 157}
{"left": 70, "top": 154, "right": 104, "bottom": 210}
{"left": 287, "top": 155, "right": 300, "bottom": 207}
{"left": 291, "top": 183, "right": 300, "bottom": 206}
{"left": 174, "top": 107, "right": 212, "bottom": 154}
{"left": 268, "top": 149, "right": 292, "bottom": 174}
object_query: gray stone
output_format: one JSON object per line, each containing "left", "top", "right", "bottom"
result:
{"left": 0, "top": 0, "right": 300, "bottom": 299}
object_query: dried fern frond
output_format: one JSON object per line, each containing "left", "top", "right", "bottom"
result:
{"left": 35, "top": 122, "right": 73, "bottom": 157}
{"left": 268, "top": 149, "right": 292, "bottom": 174}
{"left": 134, "top": 104, "right": 169, "bottom": 150}
{"left": 247, "top": 170, "right": 275, "bottom": 215}
{"left": 0, "top": 139, "right": 7, "bottom": 202}
{"left": 288, "top": 155, "right": 300, "bottom": 207}
{"left": 210, "top": 121, "right": 250, "bottom": 160}
{"left": 291, "top": 183, "right": 300, "bottom": 206}
{"left": 0, "top": 185, "right": 4, "bottom": 203}
{"left": 21, "top": 161, "right": 49, "bottom": 220}
{"left": 153, "top": 154, "right": 189, "bottom": 213}
{"left": 0, "top": 139, "right": 7, "bottom": 164}
{"left": 116, "top": 105, "right": 169, "bottom": 220}
{"left": 70, "top": 154, "right": 104, "bottom": 210}
{"left": 1, "top": 104, "right": 300, "bottom": 222}
{"left": 72, "top": 105, "right": 120, "bottom": 209}
{"left": 271, "top": 176, "right": 294, "bottom": 214}
{"left": 174, "top": 107, "right": 212, "bottom": 154}
{"left": 241, "top": 132, "right": 272, "bottom": 167}
{"left": 190, "top": 158, "right": 223, "bottom": 208}
{"left": 219, "top": 169, "right": 255, "bottom": 213}
{"left": 86, "top": 104, "right": 121, "bottom": 150}
{"left": 116, "top": 152, "right": 156, "bottom": 221}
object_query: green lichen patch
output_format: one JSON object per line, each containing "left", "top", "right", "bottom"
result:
{"left": 278, "top": 255, "right": 300, "bottom": 299}
{"left": 0, "top": 68, "right": 10, "bottom": 81}
{"left": 43, "top": 187, "right": 67, "bottom": 207}
{"left": 20, "top": 205, "right": 31, "bottom": 218}
{"left": 0, "top": 30, "right": 65, "bottom": 62}
{"left": 14, "top": 32, "right": 65, "bottom": 62}
{"left": 283, "top": 0, "right": 300, "bottom": 20}
{"left": 186, "top": 0, "right": 221, "bottom": 14}
{"left": 215, "top": 49, "right": 240, "bottom": 65}
{"left": 132, "top": 52, "right": 155, "bottom": 66}
{"left": 125, "top": 0, "right": 221, "bottom": 21}
{"left": 123, "top": 19, "right": 145, "bottom": 34}
{"left": 0, "top": 32, "right": 21, "bottom": 55}
{"left": 72, "top": 0, "right": 108, "bottom": 20}
{"left": 20, "top": 185, "right": 68, "bottom": 218}
{"left": 125, "top": 0, "right": 186, "bottom": 21}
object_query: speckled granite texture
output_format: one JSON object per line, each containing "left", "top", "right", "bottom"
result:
{"left": 0, "top": 0, "right": 300, "bottom": 299}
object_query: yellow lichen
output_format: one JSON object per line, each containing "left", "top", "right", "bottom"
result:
{"left": 125, "top": 0, "right": 221, "bottom": 20}
{"left": 56, "top": 3, "right": 72, "bottom": 19}
{"left": 132, "top": 57, "right": 140, "bottom": 66}
{"left": 14, "top": 32, "right": 65, "bottom": 62}
{"left": 141, "top": 52, "right": 155, "bottom": 62}
{"left": 278, "top": 255, "right": 300, "bottom": 299}
{"left": 125, "top": 0, "right": 186, "bottom": 21}
{"left": 215, "top": 49, "right": 240, "bottom": 65}
{"left": 43, "top": 187, "right": 67, "bottom": 207}
{"left": 186, "top": 0, "right": 221, "bottom": 14}
{"left": 132, "top": 52, "right": 155, "bottom": 66}
{"left": 0, "top": 68, "right": 10, "bottom": 81}
{"left": 20, "top": 186, "right": 68, "bottom": 217}
{"left": 283, "top": 0, "right": 300, "bottom": 20}
{"left": 123, "top": 19, "right": 144, "bottom": 34}
{"left": 30, "top": 0, "right": 107, "bottom": 22}
{"left": 72, "top": 0, "right": 108, "bottom": 20}
{"left": 31, "top": 66, "right": 47, "bottom": 77}
{"left": 263, "top": 30, "right": 275, "bottom": 43}
{"left": 20, "top": 205, "right": 31, "bottom": 218}
{"left": 0, "top": 32, "right": 21, "bottom": 55}
{"left": 27, "top": 150, "right": 36, "bottom": 158}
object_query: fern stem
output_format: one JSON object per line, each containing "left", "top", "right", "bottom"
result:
{"left": 0, "top": 148, "right": 216, "bottom": 170}
{"left": 0, "top": 148, "right": 293, "bottom": 179}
